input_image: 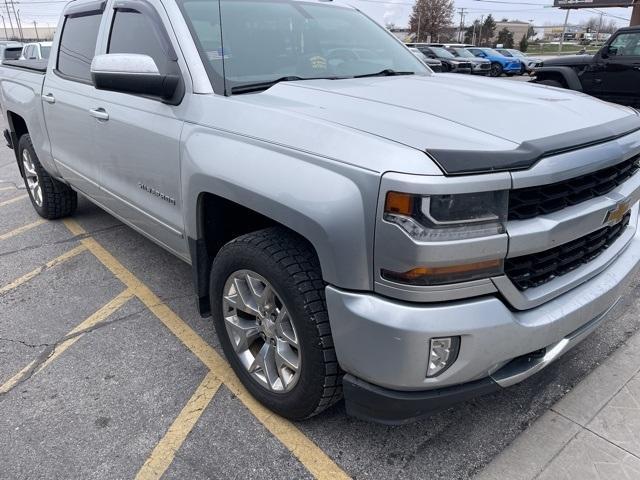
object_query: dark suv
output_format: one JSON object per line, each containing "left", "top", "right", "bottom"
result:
{"left": 534, "top": 26, "right": 640, "bottom": 108}
{"left": 406, "top": 44, "right": 472, "bottom": 74}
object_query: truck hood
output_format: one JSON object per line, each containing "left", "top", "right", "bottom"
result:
{"left": 239, "top": 74, "right": 639, "bottom": 174}
{"left": 542, "top": 54, "right": 595, "bottom": 66}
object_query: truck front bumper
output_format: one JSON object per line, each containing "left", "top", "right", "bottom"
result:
{"left": 326, "top": 227, "right": 640, "bottom": 424}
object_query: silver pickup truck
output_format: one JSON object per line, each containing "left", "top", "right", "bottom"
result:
{"left": 2, "top": 0, "right": 640, "bottom": 425}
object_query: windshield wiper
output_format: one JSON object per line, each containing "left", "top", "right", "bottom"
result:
{"left": 354, "top": 69, "right": 415, "bottom": 78}
{"left": 231, "top": 76, "right": 339, "bottom": 94}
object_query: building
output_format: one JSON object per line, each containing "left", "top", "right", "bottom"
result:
{"left": 0, "top": 25, "right": 56, "bottom": 42}
{"left": 492, "top": 21, "right": 531, "bottom": 46}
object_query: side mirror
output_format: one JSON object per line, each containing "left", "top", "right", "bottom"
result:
{"left": 90, "top": 54, "right": 179, "bottom": 100}
{"left": 601, "top": 45, "right": 617, "bottom": 59}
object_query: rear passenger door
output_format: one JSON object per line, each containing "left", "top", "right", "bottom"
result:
{"left": 42, "top": 2, "right": 105, "bottom": 198}
{"left": 91, "top": 0, "right": 188, "bottom": 259}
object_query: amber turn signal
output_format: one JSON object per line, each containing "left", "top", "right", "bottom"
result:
{"left": 384, "top": 192, "right": 414, "bottom": 216}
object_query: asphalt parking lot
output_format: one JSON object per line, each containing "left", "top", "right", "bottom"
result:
{"left": 1, "top": 113, "right": 639, "bottom": 480}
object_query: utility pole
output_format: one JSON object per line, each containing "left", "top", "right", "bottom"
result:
{"left": 3, "top": 0, "right": 14, "bottom": 40}
{"left": 33, "top": 21, "right": 38, "bottom": 41}
{"left": 595, "top": 11, "right": 603, "bottom": 44}
{"left": 472, "top": 21, "right": 477, "bottom": 45}
{"left": 558, "top": 8, "right": 570, "bottom": 53}
{"left": 11, "top": 2, "right": 22, "bottom": 42}
{"left": 458, "top": 8, "right": 466, "bottom": 43}
{"left": 0, "top": 15, "right": 6, "bottom": 40}
{"left": 478, "top": 14, "right": 484, "bottom": 46}
{"left": 632, "top": 0, "right": 640, "bottom": 26}
{"left": 417, "top": 10, "right": 421, "bottom": 43}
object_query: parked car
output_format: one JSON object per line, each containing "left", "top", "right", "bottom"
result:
{"left": 467, "top": 47, "right": 522, "bottom": 77}
{"left": 0, "top": 41, "right": 22, "bottom": 61}
{"left": 2, "top": 0, "right": 640, "bottom": 425}
{"left": 406, "top": 44, "right": 472, "bottom": 73}
{"left": 495, "top": 48, "right": 542, "bottom": 75}
{"left": 19, "top": 42, "right": 51, "bottom": 61}
{"left": 409, "top": 47, "right": 443, "bottom": 72}
{"left": 533, "top": 26, "right": 640, "bottom": 108}
{"left": 443, "top": 46, "right": 491, "bottom": 75}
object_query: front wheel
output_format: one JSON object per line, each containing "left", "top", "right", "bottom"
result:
{"left": 210, "top": 227, "right": 343, "bottom": 420}
{"left": 489, "top": 63, "right": 503, "bottom": 77}
{"left": 18, "top": 134, "right": 77, "bottom": 219}
{"left": 537, "top": 79, "right": 564, "bottom": 89}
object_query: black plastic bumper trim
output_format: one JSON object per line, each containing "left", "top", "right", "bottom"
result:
{"left": 343, "top": 374, "right": 501, "bottom": 425}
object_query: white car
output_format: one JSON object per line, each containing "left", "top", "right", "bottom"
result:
{"left": 19, "top": 41, "right": 51, "bottom": 61}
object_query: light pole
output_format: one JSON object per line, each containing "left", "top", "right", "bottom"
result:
{"left": 558, "top": 8, "right": 570, "bottom": 53}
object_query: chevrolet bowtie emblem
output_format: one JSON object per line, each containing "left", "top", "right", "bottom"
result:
{"left": 605, "top": 201, "right": 631, "bottom": 225}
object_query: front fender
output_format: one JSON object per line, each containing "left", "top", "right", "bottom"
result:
{"left": 181, "top": 123, "right": 381, "bottom": 291}
{"left": 535, "top": 66, "right": 583, "bottom": 92}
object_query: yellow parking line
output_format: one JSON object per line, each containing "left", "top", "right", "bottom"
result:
{"left": 0, "top": 219, "right": 46, "bottom": 241}
{"left": 0, "top": 245, "right": 86, "bottom": 295}
{"left": 63, "top": 219, "right": 350, "bottom": 480}
{"left": 0, "top": 194, "right": 28, "bottom": 208}
{"left": 135, "top": 371, "right": 222, "bottom": 480}
{"left": 0, "top": 289, "right": 133, "bottom": 394}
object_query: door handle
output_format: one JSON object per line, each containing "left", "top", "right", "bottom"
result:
{"left": 89, "top": 108, "right": 109, "bottom": 121}
{"left": 42, "top": 93, "right": 55, "bottom": 104}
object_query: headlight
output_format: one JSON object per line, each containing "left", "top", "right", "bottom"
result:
{"left": 382, "top": 191, "right": 507, "bottom": 285}
{"left": 384, "top": 191, "right": 508, "bottom": 242}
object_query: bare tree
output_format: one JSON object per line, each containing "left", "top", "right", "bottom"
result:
{"left": 409, "top": 0, "right": 455, "bottom": 43}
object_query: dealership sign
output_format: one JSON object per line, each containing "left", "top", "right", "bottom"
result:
{"left": 554, "top": 0, "right": 635, "bottom": 7}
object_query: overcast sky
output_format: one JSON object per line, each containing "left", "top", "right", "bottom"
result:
{"left": 9, "top": 0, "right": 635, "bottom": 29}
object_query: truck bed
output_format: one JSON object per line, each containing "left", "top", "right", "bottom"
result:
{"left": 1, "top": 59, "right": 48, "bottom": 73}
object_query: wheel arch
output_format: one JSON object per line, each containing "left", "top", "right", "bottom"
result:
{"left": 534, "top": 67, "right": 583, "bottom": 91}
{"left": 5, "top": 110, "right": 29, "bottom": 174}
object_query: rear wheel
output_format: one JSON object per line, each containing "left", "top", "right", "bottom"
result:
{"left": 18, "top": 134, "right": 77, "bottom": 219}
{"left": 210, "top": 227, "right": 343, "bottom": 420}
{"left": 489, "top": 62, "right": 503, "bottom": 77}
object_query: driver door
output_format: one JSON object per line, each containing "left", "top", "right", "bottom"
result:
{"left": 596, "top": 31, "right": 640, "bottom": 106}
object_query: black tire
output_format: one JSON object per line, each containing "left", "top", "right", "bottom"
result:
{"left": 489, "top": 62, "right": 503, "bottom": 77}
{"left": 210, "top": 227, "right": 342, "bottom": 420}
{"left": 537, "top": 79, "right": 564, "bottom": 89}
{"left": 18, "top": 134, "right": 77, "bottom": 219}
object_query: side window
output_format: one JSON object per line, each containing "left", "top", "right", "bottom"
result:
{"left": 610, "top": 32, "right": 640, "bottom": 57}
{"left": 108, "top": 10, "right": 175, "bottom": 75}
{"left": 57, "top": 13, "right": 102, "bottom": 82}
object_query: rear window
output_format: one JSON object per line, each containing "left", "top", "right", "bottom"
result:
{"left": 3, "top": 47, "right": 22, "bottom": 60}
{"left": 57, "top": 13, "right": 102, "bottom": 82}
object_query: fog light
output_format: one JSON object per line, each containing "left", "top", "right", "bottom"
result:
{"left": 427, "top": 337, "right": 460, "bottom": 377}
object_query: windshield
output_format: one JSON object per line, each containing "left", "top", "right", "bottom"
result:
{"left": 428, "top": 46, "right": 455, "bottom": 59}
{"left": 450, "top": 48, "right": 474, "bottom": 58}
{"left": 178, "top": 0, "right": 428, "bottom": 94}
{"left": 41, "top": 46, "right": 51, "bottom": 59}
{"left": 496, "top": 49, "right": 513, "bottom": 57}
{"left": 508, "top": 49, "right": 525, "bottom": 58}
{"left": 482, "top": 48, "right": 501, "bottom": 56}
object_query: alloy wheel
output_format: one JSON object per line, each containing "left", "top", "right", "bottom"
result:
{"left": 21, "top": 149, "right": 42, "bottom": 207}
{"left": 222, "top": 270, "right": 301, "bottom": 393}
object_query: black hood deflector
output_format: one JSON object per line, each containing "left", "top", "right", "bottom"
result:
{"left": 427, "top": 114, "right": 640, "bottom": 176}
